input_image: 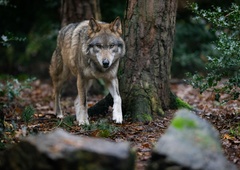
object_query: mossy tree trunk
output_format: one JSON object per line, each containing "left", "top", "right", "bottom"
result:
{"left": 119, "top": 0, "right": 178, "bottom": 121}
{"left": 61, "top": 0, "right": 101, "bottom": 27}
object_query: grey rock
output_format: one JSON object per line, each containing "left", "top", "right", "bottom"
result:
{"left": 0, "top": 128, "right": 135, "bottom": 170}
{"left": 147, "top": 109, "right": 237, "bottom": 170}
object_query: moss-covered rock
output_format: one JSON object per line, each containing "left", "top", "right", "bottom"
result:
{"left": 148, "top": 109, "right": 237, "bottom": 170}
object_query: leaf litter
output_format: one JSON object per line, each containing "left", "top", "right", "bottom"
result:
{"left": 0, "top": 79, "right": 239, "bottom": 170}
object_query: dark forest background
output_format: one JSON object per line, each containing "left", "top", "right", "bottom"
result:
{"left": 0, "top": 0, "right": 235, "bottom": 79}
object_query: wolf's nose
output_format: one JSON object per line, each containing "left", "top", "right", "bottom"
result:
{"left": 102, "top": 59, "right": 110, "bottom": 68}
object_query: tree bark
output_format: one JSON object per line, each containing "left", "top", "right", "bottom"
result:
{"left": 119, "top": 0, "right": 178, "bottom": 121}
{"left": 61, "top": 0, "right": 101, "bottom": 27}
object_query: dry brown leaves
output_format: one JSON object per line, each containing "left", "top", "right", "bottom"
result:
{"left": 1, "top": 79, "right": 239, "bottom": 170}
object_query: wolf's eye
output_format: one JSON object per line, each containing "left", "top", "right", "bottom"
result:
{"left": 109, "top": 44, "right": 115, "bottom": 49}
{"left": 117, "top": 43, "right": 123, "bottom": 48}
{"left": 96, "top": 44, "right": 102, "bottom": 49}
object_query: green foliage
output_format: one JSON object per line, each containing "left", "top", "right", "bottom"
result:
{"left": 230, "top": 123, "right": 240, "bottom": 137}
{"left": 0, "top": 76, "right": 35, "bottom": 129}
{"left": 187, "top": 3, "right": 240, "bottom": 100}
{"left": 0, "top": 76, "right": 36, "bottom": 150}
{"left": 0, "top": 0, "right": 60, "bottom": 75}
{"left": 0, "top": 0, "right": 10, "bottom": 6}
{"left": 0, "top": 76, "right": 35, "bottom": 102}
{"left": 82, "top": 119, "right": 119, "bottom": 138}
{"left": 21, "top": 105, "right": 35, "bottom": 125}
{"left": 64, "top": 116, "right": 75, "bottom": 127}
{"left": 1, "top": 32, "right": 26, "bottom": 47}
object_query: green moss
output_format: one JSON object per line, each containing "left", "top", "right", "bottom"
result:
{"left": 176, "top": 97, "right": 192, "bottom": 110}
{"left": 136, "top": 113, "right": 153, "bottom": 122}
{"left": 128, "top": 86, "right": 153, "bottom": 122}
{"left": 169, "top": 92, "right": 192, "bottom": 110}
{"left": 171, "top": 117, "right": 197, "bottom": 130}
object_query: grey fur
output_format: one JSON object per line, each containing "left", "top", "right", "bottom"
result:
{"left": 49, "top": 18, "right": 125, "bottom": 125}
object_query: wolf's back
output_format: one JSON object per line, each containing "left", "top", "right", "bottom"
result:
{"left": 56, "top": 22, "right": 88, "bottom": 53}
{"left": 50, "top": 22, "right": 83, "bottom": 77}
{"left": 54, "top": 21, "right": 90, "bottom": 71}
{"left": 57, "top": 23, "right": 79, "bottom": 49}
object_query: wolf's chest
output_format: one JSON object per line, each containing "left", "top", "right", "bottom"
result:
{"left": 81, "top": 63, "right": 117, "bottom": 80}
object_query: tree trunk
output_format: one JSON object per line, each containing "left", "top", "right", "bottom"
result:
{"left": 119, "top": 0, "right": 178, "bottom": 121}
{"left": 61, "top": 0, "right": 101, "bottom": 27}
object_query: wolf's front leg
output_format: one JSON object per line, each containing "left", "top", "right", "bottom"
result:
{"left": 74, "top": 96, "right": 89, "bottom": 125}
{"left": 75, "top": 75, "right": 90, "bottom": 125}
{"left": 107, "top": 78, "right": 123, "bottom": 124}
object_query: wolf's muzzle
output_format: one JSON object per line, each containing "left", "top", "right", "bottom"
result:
{"left": 102, "top": 59, "right": 110, "bottom": 68}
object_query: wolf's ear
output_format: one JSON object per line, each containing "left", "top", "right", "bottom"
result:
{"left": 88, "top": 18, "right": 101, "bottom": 35}
{"left": 110, "top": 17, "right": 122, "bottom": 35}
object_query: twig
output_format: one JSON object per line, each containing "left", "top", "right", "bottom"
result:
{"left": 49, "top": 118, "right": 63, "bottom": 131}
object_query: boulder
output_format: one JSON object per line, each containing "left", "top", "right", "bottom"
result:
{"left": 0, "top": 128, "right": 135, "bottom": 170}
{"left": 147, "top": 109, "right": 237, "bottom": 170}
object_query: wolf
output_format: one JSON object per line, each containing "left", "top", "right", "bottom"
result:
{"left": 49, "top": 17, "right": 125, "bottom": 125}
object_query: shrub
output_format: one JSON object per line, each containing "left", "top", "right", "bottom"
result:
{"left": 187, "top": 3, "right": 240, "bottom": 101}
{"left": 172, "top": 19, "right": 216, "bottom": 77}
{"left": 0, "top": 76, "right": 35, "bottom": 126}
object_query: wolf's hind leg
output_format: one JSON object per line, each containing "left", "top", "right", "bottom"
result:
{"left": 52, "top": 78, "right": 66, "bottom": 119}
{"left": 49, "top": 50, "right": 70, "bottom": 118}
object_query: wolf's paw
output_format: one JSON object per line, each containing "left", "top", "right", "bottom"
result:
{"left": 56, "top": 113, "right": 64, "bottom": 119}
{"left": 78, "top": 119, "right": 90, "bottom": 126}
{"left": 113, "top": 112, "right": 123, "bottom": 124}
{"left": 76, "top": 112, "right": 89, "bottom": 126}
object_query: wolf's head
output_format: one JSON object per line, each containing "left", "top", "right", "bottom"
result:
{"left": 87, "top": 17, "right": 125, "bottom": 70}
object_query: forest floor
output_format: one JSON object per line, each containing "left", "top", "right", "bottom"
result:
{"left": 1, "top": 78, "right": 240, "bottom": 170}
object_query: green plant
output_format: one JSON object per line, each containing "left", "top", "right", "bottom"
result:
{"left": 0, "top": 77, "right": 35, "bottom": 101}
{"left": 0, "top": 1, "right": 60, "bottom": 75}
{"left": 0, "top": 76, "right": 36, "bottom": 127}
{"left": 82, "top": 119, "right": 119, "bottom": 138}
{"left": 55, "top": 115, "right": 75, "bottom": 129}
{"left": 0, "top": 0, "right": 9, "bottom": 6}
{"left": 1, "top": 32, "right": 26, "bottom": 47}
{"left": 230, "top": 123, "right": 240, "bottom": 137}
{"left": 21, "top": 105, "right": 35, "bottom": 125}
{"left": 187, "top": 3, "right": 240, "bottom": 101}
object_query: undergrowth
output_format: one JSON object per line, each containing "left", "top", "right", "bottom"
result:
{"left": 187, "top": 3, "right": 240, "bottom": 101}
{"left": 82, "top": 119, "right": 119, "bottom": 138}
{"left": 0, "top": 76, "right": 35, "bottom": 149}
